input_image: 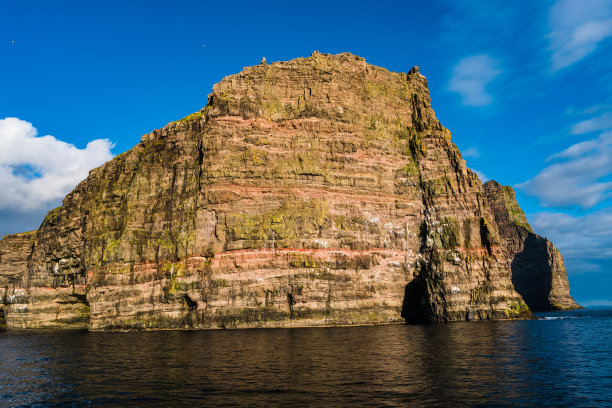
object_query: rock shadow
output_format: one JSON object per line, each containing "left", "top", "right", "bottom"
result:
{"left": 510, "top": 233, "right": 553, "bottom": 311}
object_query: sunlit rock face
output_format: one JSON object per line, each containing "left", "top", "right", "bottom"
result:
{"left": 0, "top": 52, "right": 578, "bottom": 330}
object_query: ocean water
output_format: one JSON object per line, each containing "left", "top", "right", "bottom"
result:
{"left": 1, "top": 308, "right": 611, "bottom": 407}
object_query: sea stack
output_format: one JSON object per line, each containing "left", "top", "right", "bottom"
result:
{"left": 0, "top": 52, "right": 579, "bottom": 330}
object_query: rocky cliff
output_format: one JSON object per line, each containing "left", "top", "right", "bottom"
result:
{"left": 483, "top": 181, "right": 580, "bottom": 310}
{"left": 0, "top": 52, "right": 579, "bottom": 330}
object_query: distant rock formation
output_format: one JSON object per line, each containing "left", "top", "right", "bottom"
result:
{"left": 483, "top": 181, "right": 580, "bottom": 310}
{"left": 0, "top": 52, "right": 579, "bottom": 330}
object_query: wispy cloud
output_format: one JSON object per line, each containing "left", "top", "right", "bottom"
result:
{"left": 530, "top": 208, "right": 612, "bottom": 264}
{"left": 564, "top": 259, "right": 601, "bottom": 274}
{"left": 448, "top": 54, "right": 502, "bottom": 107}
{"left": 578, "top": 299, "right": 612, "bottom": 307}
{"left": 518, "top": 106, "right": 612, "bottom": 209}
{"left": 571, "top": 112, "right": 612, "bottom": 134}
{"left": 548, "top": 130, "right": 612, "bottom": 160}
{"left": 472, "top": 169, "right": 489, "bottom": 183}
{"left": 548, "top": 0, "right": 612, "bottom": 71}
{"left": 462, "top": 147, "right": 481, "bottom": 158}
{"left": 0, "top": 117, "right": 114, "bottom": 212}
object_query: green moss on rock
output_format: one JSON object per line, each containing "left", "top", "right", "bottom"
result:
{"left": 176, "top": 111, "right": 203, "bottom": 123}
{"left": 440, "top": 217, "right": 461, "bottom": 249}
{"left": 505, "top": 300, "right": 532, "bottom": 318}
{"left": 502, "top": 186, "right": 533, "bottom": 232}
{"left": 226, "top": 197, "right": 328, "bottom": 247}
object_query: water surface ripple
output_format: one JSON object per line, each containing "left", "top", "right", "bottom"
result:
{"left": 1, "top": 308, "right": 611, "bottom": 407}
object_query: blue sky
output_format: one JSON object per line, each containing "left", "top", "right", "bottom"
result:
{"left": 1, "top": 0, "right": 611, "bottom": 305}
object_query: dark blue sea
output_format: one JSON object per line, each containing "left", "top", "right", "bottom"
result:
{"left": 1, "top": 308, "right": 611, "bottom": 407}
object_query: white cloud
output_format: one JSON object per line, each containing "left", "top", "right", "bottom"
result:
{"left": 0, "top": 117, "right": 114, "bottom": 212}
{"left": 571, "top": 112, "right": 612, "bottom": 134}
{"left": 518, "top": 129, "right": 612, "bottom": 209}
{"left": 448, "top": 54, "right": 502, "bottom": 107}
{"left": 564, "top": 259, "right": 601, "bottom": 274}
{"left": 548, "top": 0, "right": 612, "bottom": 71}
{"left": 583, "top": 103, "right": 612, "bottom": 114}
{"left": 462, "top": 147, "right": 481, "bottom": 158}
{"left": 530, "top": 208, "right": 612, "bottom": 264}
{"left": 551, "top": 130, "right": 612, "bottom": 159}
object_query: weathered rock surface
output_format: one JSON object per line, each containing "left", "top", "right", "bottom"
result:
{"left": 0, "top": 52, "right": 578, "bottom": 330}
{"left": 483, "top": 181, "right": 580, "bottom": 310}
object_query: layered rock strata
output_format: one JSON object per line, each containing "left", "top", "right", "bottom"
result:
{"left": 0, "top": 52, "right": 578, "bottom": 330}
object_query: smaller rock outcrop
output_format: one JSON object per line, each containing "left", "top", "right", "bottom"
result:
{"left": 483, "top": 181, "right": 580, "bottom": 310}
{"left": 0, "top": 231, "right": 35, "bottom": 287}
{"left": 1, "top": 232, "right": 34, "bottom": 329}
{"left": 0, "top": 230, "right": 90, "bottom": 329}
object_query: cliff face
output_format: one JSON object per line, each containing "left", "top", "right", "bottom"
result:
{"left": 0, "top": 52, "right": 578, "bottom": 330}
{"left": 483, "top": 181, "right": 580, "bottom": 310}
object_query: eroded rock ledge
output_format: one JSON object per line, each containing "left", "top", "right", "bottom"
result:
{"left": 0, "top": 52, "right": 579, "bottom": 330}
